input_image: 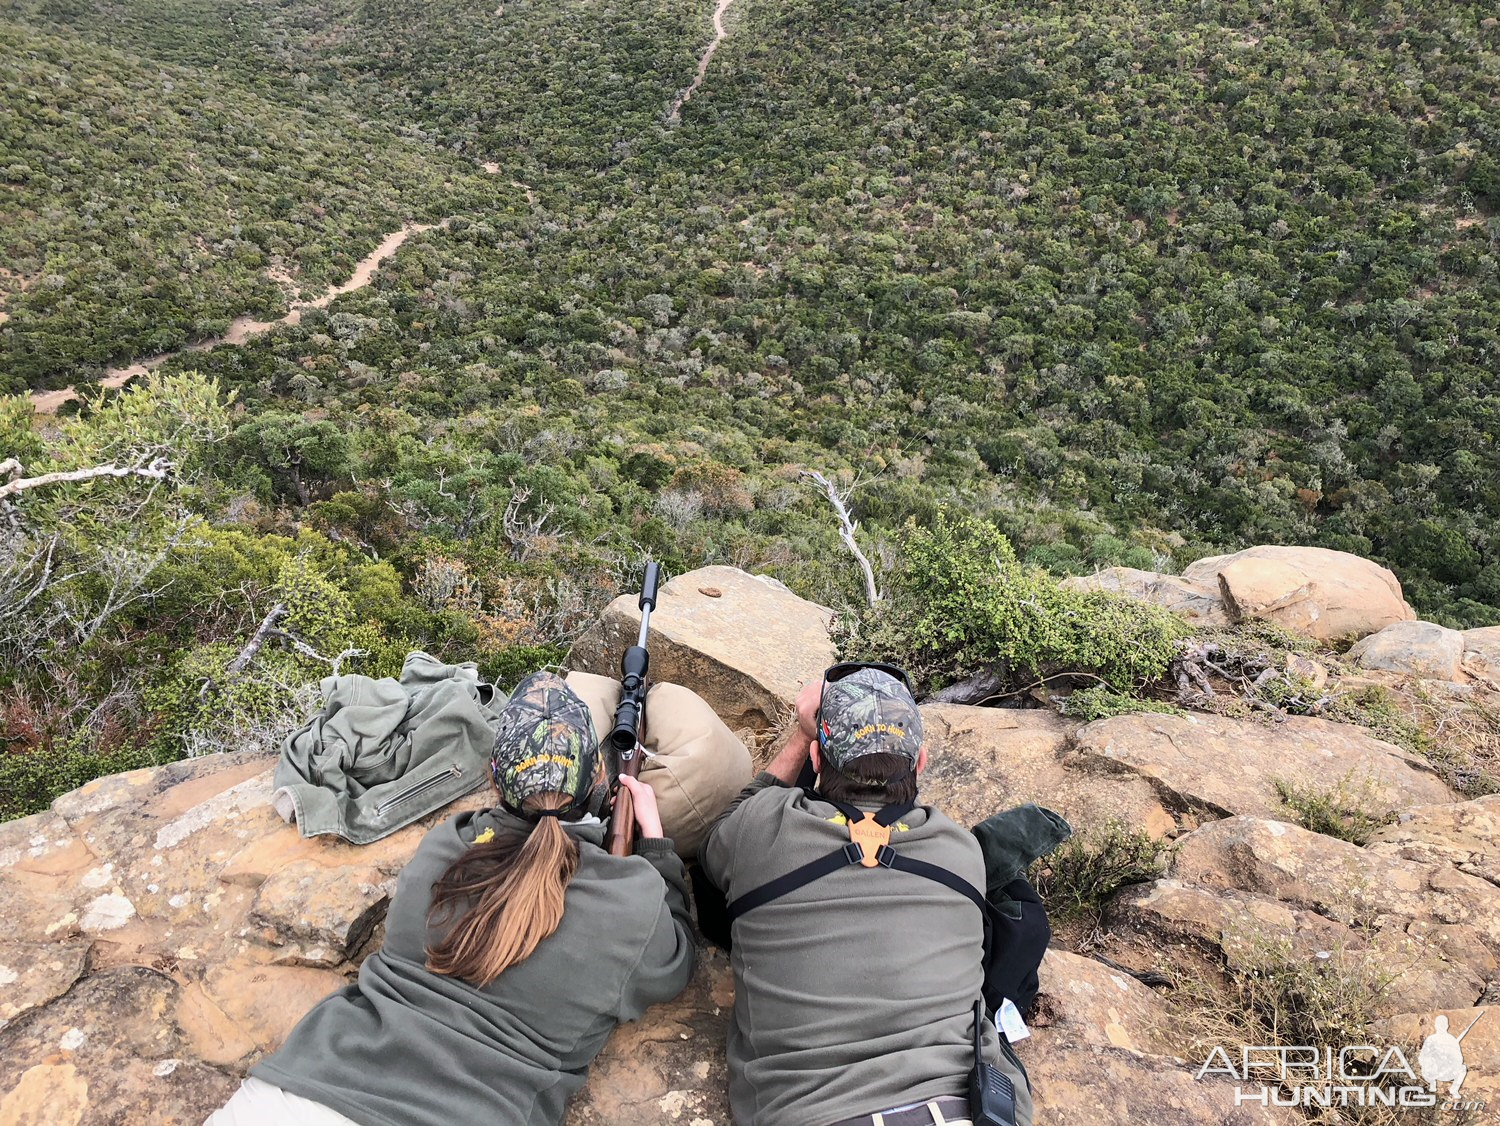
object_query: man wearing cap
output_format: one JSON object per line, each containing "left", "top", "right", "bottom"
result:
{"left": 700, "top": 665, "right": 1029, "bottom": 1126}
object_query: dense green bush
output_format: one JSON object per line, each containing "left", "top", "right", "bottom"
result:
{"left": 844, "top": 512, "right": 1189, "bottom": 693}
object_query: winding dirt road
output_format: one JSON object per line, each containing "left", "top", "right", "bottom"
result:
{"left": 666, "top": 0, "right": 738, "bottom": 123}
{"left": 30, "top": 221, "right": 446, "bottom": 414}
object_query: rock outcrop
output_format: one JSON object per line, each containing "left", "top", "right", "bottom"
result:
{"left": 1349, "top": 619, "right": 1468, "bottom": 680}
{"left": 570, "top": 565, "right": 836, "bottom": 732}
{"left": 1067, "top": 545, "right": 1416, "bottom": 644}
{"left": 1071, "top": 711, "right": 1457, "bottom": 822}
{"left": 1464, "top": 625, "right": 1500, "bottom": 681}
{"left": 1180, "top": 545, "right": 1413, "bottom": 641}
{"left": 1060, "top": 568, "right": 1230, "bottom": 627}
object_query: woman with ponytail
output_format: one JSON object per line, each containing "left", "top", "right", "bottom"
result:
{"left": 207, "top": 671, "right": 695, "bottom": 1126}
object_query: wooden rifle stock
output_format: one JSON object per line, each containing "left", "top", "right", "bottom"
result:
{"left": 605, "top": 563, "right": 662, "bottom": 857}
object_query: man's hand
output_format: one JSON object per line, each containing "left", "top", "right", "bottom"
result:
{"left": 795, "top": 678, "right": 821, "bottom": 738}
{"left": 619, "top": 775, "right": 664, "bottom": 839}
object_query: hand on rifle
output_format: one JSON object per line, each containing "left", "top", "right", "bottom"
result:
{"left": 618, "top": 775, "right": 663, "bottom": 840}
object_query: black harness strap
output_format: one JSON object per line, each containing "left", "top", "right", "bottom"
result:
{"left": 725, "top": 798, "right": 985, "bottom": 922}
{"left": 876, "top": 848, "right": 988, "bottom": 912}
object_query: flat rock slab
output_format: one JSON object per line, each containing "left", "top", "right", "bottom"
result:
{"left": 0, "top": 966, "right": 239, "bottom": 1126}
{"left": 0, "top": 939, "right": 90, "bottom": 1029}
{"left": 1367, "top": 794, "right": 1500, "bottom": 886}
{"left": 920, "top": 705, "right": 1178, "bottom": 838}
{"left": 1027, "top": 950, "right": 1175, "bottom": 1055}
{"left": 1072, "top": 712, "right": 1455, "bottom": 822}
{"left": 565, "top": 947, "right": 733, "bottom": 1125}
{"left": 1170, "top": 817, "right": 1500, "bottom": 966}
{"left": 1024, "top": 1041, "right": 1301, "bottom": 1125}
{"left": 570, "top": 565, "right": 835, "bottom": 732}
{"left": 1349, "top": 620, "right": 1467, "bottom": 680}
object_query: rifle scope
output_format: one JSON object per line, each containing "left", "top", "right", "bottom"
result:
{"left": 608, "top": 562, "right": 662, "bottom": 754}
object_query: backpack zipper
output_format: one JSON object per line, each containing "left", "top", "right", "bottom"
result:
{"left": 375, "top": 763, "right": 463, "bottom": 815}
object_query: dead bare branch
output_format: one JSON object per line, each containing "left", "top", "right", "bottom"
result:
{"left": 801, "top": 469, "right": 879, "bottom": 607}
{"left": 0, "top": 456, "right": 173, "bottom": 503}
{"left": 226, "top": 603, "right": 289, "bottom": 677}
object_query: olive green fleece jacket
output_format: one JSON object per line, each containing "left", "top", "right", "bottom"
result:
{"left": 251, "top": 808, "right": 695, "bottom": 1126}
{"left": 701, "top": 774, "right": 1003, "bottom": 1126}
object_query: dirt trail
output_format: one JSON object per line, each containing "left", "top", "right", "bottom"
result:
{"left": 666, "top": 0, "right": 737, "bottom": 123}
{"left": 29, "top": 221, "right": 446, "bottom": 415}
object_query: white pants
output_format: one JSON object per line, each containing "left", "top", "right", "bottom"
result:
{"left": 205, "top": 1077, "right": 363, "bottom": 1126}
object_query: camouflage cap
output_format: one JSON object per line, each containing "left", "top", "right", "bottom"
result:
{"left": 491, "top": 671, "right": 603, "bottom": 818}
{"left": 818, "top": 666, "right": 923, "bottom": 772}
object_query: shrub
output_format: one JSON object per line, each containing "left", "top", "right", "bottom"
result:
{"left": 1059, "top": 685, "right": 1184, "bottom": 722}
{"left": 1030, "top": 820, "right": 1168, "bottom": 926}
{"left": 845, "top": 511, "right": 1189, "bottom": 693}
{"left": 1273, "top": 774, "right": 1395, "bottom": 846}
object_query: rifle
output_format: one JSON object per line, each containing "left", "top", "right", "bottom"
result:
{"left": 605, "top": 562, "right": 663, "bottom": 857}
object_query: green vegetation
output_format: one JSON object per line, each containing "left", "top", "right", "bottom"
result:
{"left": 1030, "top": 819, "right": 1168, "bottom": 926}
{"left": 844, "top": 512, "right": 1189, "bottom": 693}
{"left": 3, "top": 0, "right": 1500, "bottom": 813}
{"left": 1059, "top": 685, "right": 1184, "bottom": 722}
{"left": 1272, "top": 773, "right": 1396, "bottom": 845}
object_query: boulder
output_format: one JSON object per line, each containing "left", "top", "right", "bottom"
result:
{"left": 1181, "top": 545, "right": 1413, "bottom": 641}
{"left": 1463, "top": 625, "right": 1500, "bottom": 681}
{"left": 919, "top": 705, "right": 1178, "bottom": 838}
{"left": 570, "top": 565, "right": 835, "bottom": 732}
{"left": 1060, "top": 568, "right": 1230, "bottom": 626}
{"left": 1071, "top": 712, "right": 1455, "bottom": 822}
{"left": 1349, "top": 620, "right": 1467, "bottom": 680}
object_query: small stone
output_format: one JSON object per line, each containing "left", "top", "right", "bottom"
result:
{"left": 79, "top": 893, "right": 137, "bottom": 932}
{"left": 59, "top": 1027, "right": 87, "bottom": 1050}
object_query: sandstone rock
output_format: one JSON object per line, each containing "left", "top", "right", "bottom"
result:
{"left": 1349, "top": 620, "right": 1467, "bottom": 680}
{"left": 248, "top": 860, "right": 391, "bottom": 962}
{"left": 569, "top": 565, "right": 835, "bottom": 732}
{"left": 1182, "top": 545, "right": 1413, "bottom": 640}
{"left": 1463, "top": 625, "right": 1500, "bottom": 681}
{"left": 0, "top": 967, "right": 239, "bottom": 1126}
{"left": 1170, "top": 817, "right": 1500, "bottom": 978}
{"left": 1028, "top": 950, "right": 1175, "bottom": 1054}
{"left": 919, "top": 705, "right": 1178, "bottom": 838}
{"left": 1108, "top": 879, "right": 1484, "bottom": 1016}
{"left": 565, "top": 948, "right": 732, "bottom": 1125}
{"left": 1373, "top": 1007, "right": 1499, "bottom": 1105}
{"left": 0, "top": 939, "right": 90, "bottom": 1028}
{"left": 1072, "top": 712, "right": 1455, "bottom": 822}
{"left": 1367, "top": 795, "right": 1500, "bottom": 888}
{"left": 1024, "top": 1044, "right": 1300, "bottom": 1125}
{"left": 1060, "top": 568, "right": 1229, "bottom": 626}
{"left": 1285, "top": 653, "right": 1328, "bottom": 690}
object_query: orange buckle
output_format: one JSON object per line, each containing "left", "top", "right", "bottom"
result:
{"left": 848, "top": 813, "right": 893, "bottom": 868}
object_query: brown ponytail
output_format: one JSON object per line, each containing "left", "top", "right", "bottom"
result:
{"left": 425, "top": 793, "right": 581, "bottom": 987}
